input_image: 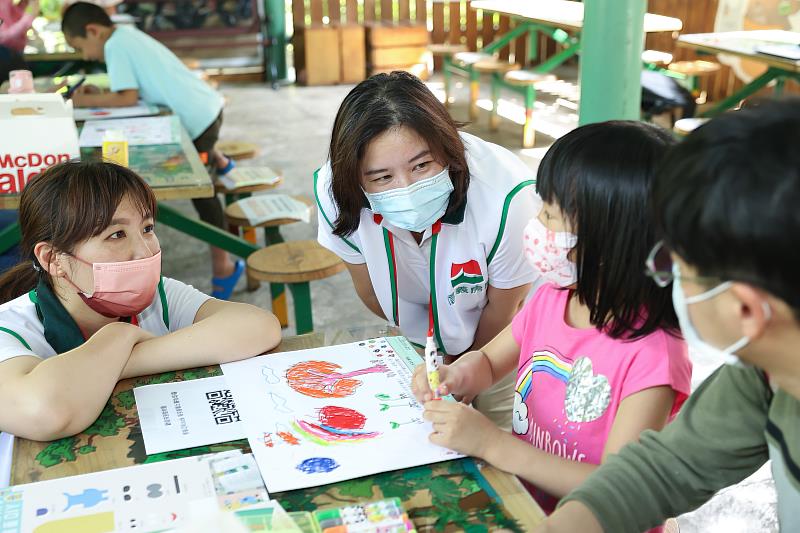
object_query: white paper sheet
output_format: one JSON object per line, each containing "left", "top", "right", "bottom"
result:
{"left": 221, "top": 337, "right": 463, "bottom": 493}
{"left": 73, "top": 101, "right": 160, "bottom": 122}
{"left": 78, "top": 115, "right": 180, "bottom": 147}
{"left": 134, "top": 375, "right": 246, "bottom": 455}
{"left": 0, "top": 451, "right": 269, "bottom": 532}
{"left": 236, "top": 194, "right": 311, "bottom": 225}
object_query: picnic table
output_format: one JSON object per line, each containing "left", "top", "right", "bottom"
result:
{"left": 677, "top": 30, "right": 800, "bottom": 116}
{"left": 11, "top": 328, "right": 546, "bottom": 531}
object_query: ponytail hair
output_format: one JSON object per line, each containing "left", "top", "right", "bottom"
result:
{"left": 0, "top": 160, "right": 157, "bottom": 303}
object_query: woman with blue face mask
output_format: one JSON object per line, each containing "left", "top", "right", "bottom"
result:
{"left": 315, "top": 71, "right": 539, "bottom": 429}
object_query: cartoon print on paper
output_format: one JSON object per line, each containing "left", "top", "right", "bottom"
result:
{"left": 285, "top": 360, "right": 388, "bottom": 398}
{"left": 62, "top": 488, "right": 109, "bottom": 511}
{"left": 292, "top": 406, "right": 381, "bottom": 445}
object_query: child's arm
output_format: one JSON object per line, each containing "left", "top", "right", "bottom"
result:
{"left": 425, "top": 386, "right": 675, "bottom": 499}
{"left": 412, "top": 323, "right": 520, "bottom": 402}
{"left": 120, "top": 300, "right": 281, "bottom": 379}
{"left": 0, "top": 322, "right": 150, "bottom": 441}
{"left": 71, "top": 87, "right": 139, "bottom": 108}
{"left": 468, "top": 284, "right": 530, "bottom": 353}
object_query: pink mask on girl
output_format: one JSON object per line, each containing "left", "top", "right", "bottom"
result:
{"left": 523, "top": 216, "right": 578, "bottom": 287}
{"left": 64, "top": 251, "right": 162, "bottom": 318}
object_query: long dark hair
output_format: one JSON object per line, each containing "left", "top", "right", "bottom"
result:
{"left": 328, "top": 71, "right": 469, "bottom": 237}
{"left": 536, "top": 121, "right": 679, "bottom": 340}
{"left": 0, "top": 161, "right": 157, "bottom": 303}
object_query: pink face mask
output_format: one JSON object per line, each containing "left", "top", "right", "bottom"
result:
{"left": 64, "top": 251, "right": 162, "bottom": 318}
{"left": 523, "top": 216, "right": 578, "bottom": 287}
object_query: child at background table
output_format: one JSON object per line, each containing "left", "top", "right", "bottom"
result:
{"left": 61, "top": 2, "right": 244, "bottom": 300}
{"left": 0, "top": 160, "right": 280, "bottom": 486}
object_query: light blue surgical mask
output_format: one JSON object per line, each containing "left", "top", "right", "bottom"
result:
{"left": 363, "top": 168, "right": 454, "bottom": 232}
{"left": 672, "top": 263, "right": 770, "bottom": 367}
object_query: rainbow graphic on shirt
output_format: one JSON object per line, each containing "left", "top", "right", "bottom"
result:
{"left": 516, "top": 350, "right": 572, "bottom": 401}
{"left": 513, "top": 350, "right": 572, "bottom": 435}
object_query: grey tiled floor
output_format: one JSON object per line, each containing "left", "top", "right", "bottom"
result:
{"left": 157, "top": 73, "right": 776, "bottom": 532}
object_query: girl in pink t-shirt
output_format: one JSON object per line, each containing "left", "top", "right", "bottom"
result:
{"left": 413, "top": 121, "right": 692, "bottom": 514}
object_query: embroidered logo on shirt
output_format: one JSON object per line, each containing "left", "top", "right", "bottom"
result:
{"left": 564, "top": 357, "right": 611, "bottom": 423}
{"left": 447, "top": 260, "right": 485, "bottom": 304}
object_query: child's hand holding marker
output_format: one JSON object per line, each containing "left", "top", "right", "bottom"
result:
{"left": 412, "top": 349, "right": 494, "bottom": 404}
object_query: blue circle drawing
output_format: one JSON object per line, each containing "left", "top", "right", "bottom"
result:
{"left": 296, "top": 457, "right": 340, "bottom": 474}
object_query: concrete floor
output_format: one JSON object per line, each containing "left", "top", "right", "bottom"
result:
{"left": 157, "top": 73, "right": 777, "bottom": 532}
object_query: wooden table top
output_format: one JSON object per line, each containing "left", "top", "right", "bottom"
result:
{"left": 0, "top": 115, "right": 213, "bottom": 209}
{"left": 11, "top": 328, "right": 545, "bottom": 529}
{"left": 678, "top": 30, "right": 800, "bottom": 74}
{"left": 471, "top": 0, "right": 683, "bottom": 34}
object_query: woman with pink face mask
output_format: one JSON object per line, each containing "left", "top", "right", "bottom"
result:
{"left": 412, "top": 121, "right": 692, "bottom": 524}
{"left": 0, "top": 161, "right": 280, "bottom": 483}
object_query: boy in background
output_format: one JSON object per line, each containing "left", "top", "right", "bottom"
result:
{"left": 61, "top": 2, "right": 244, "bottom": 300}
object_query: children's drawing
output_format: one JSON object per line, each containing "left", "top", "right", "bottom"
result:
{"left": 296, "top": 457, "right": 340, "bottom": 474}
{"left": 292, "top": 406, "right": 381, "bottom": 445}
{"left": 285, "top": 361, "right": 388, "bottom": 398}
{"left": 389, "top": 418, "right": 422, "bottom": 429}
{"left": 220, "top": 338, "right": 465, "bottom": 493}
{"left": 261, "top": 366, "right": 281, "bottom": 385}
{"left": 275, "top": 424, "right": 300, "bottom": 446}
{"left": 268, "top": 392, "right": 292, "bottom": 414}
{"left": 62, "top": 488, "right": 108, "bottom": 511}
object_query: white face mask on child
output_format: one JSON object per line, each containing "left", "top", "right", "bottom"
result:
{"left": 671, "top": 262, "right": 771, "bottom": 367}
{"left": 523, "top": 216, "right": 578, "bottom": 287}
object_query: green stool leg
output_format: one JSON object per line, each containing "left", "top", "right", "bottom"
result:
{"left": 523, "top": 86, "right": 536, "bottom": 148}
{"left": 490, "top": 73, "right": 500, "bottom": 131}
{"left": 443, "top": 56, "right": 452, "bottom": 107}
{"left": 469, "top": 70, "right": 480, "bottom": 121}
{"left": 263, "top": 226, "right": 288, "bottom": 327}
{"left": 289, "top": 282, "right": 313, "bottom": 334}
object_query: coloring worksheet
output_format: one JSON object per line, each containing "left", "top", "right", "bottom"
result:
{"left": 78, "top": 116, "right": 180, "bottom": 147}
{"left": 221, "top": 337, "right": 462, "bottom": 493}
{"left": 0, "top": 451, "right": 268, "bottom": 532}
{"left": 134, "top": 375, "right": 246, "bottom": 455}
{"left": 73, "top": 102, "right": 160, "bottom": 122}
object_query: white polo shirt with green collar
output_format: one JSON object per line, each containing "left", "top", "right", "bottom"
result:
{"left": 0, "top": 276, "right": 210, "bottom": 488}
{"left": 316, "top": 131, "right": 540, "bottom": 355}
{"left": 0, "top": 277, "right": 210, "bottom": 365}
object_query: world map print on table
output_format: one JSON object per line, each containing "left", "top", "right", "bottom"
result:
{"left": 221, "top": 337, "right": 463, "bottom": 493}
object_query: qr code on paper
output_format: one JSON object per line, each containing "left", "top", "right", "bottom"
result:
{"left": 206, "top": 390, "right": 241, "bottom": 425}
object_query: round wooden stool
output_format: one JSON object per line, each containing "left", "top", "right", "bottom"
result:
{"left": 453, "top": 51, "right": 493, "bottom": 67}
{"left": 247, "top": 240, "right": 345, "bottom": 334}
{"left": 473, "top": 59, "right": 520, "bottom": 75}
{"left": 668, "top": 60, "right": 721, "bottom": 105}
{"left": 428, "top": 43, "right": 468, "bottom": 58}
{"left": 641, "top": 49, "right": 673, "bottom": 67}
{"left": 667, "top": 60, "right": 721, "bottom": 77}
{"left": 216, "top": 140, "right": 259, "bottom": 160}
{"left": 503, "top": 69, "right": 557, "bottom": 86}
{"left": 673, "top": 117, "right": 709, "bottom": 137}
{"left": 496, "top": 70, "right": 557, "bottom": 147}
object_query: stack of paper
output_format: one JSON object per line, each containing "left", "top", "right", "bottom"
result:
{"left": 78, "top": 115, "right": 181, "bottom": 147}
{"left": 218, "top": 166, "right": 281, "bottom": 190}
{"left": 236, "top": 194, "right": 312, "bottom": 225}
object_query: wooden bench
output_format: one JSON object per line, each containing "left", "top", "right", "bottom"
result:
{"left": 247, "top": 240, "right": 346, "bottom": 334}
